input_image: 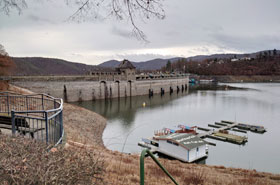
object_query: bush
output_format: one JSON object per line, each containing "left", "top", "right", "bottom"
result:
{"left": 0, "top": 134, "right": 104, "bottom": 184}
{"left": 183, "top": 169, "right": 206, "bottom": 185}
{"left": 0, "top": 80, "right": 9, "bottom": 91}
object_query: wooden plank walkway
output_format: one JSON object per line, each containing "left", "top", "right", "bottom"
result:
{"left": 221, "top": 120, "right": 266, "bottom": 133}
{"left": 213, "top": 132, "right": 247, "bottom": 144}
{"left": 197, "top": 122, "right": 240, "bottom": 138}
{"left": 197, "top": 120, "right": 267, "bottom": 145}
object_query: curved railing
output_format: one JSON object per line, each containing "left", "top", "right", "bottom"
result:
{"left": 0, "top": 92, "right": 64, "bottom": 146}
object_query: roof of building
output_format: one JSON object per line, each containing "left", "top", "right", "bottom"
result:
{"left": 117, "top": 59, "right": 136, "bottom": 69}
{"left": 154, "top": 133, "right": 207, "bottom": 150}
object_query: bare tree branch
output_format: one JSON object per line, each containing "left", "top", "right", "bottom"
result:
{"left": 0, "top": 0, "right": 27, "bottom": 15}
{"left": 67, "top": 0, "right": 165, "bottom": 42}
{"left": 0, "top": 0, "right": 165, "bottom": 42}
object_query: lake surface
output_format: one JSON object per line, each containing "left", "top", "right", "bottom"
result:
{"left": 72, "top": 83, "right": 280, "bottom": 173}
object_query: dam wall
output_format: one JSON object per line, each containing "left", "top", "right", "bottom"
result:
{"left": 9, "top": 76, "right": 189, "bottom": 102}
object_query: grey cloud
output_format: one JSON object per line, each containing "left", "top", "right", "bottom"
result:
{"left": 192, "top": 47, "right": 210, "bottom": 53}
{"left": 210, "top": 33, "right": 280, "bottom": 52}
{"left": 202, "top": 25, "right": 224, "bottom": 33}
{"left": 71, "top": 53, "right": 84, "bottom": 58}
{"left": 27, "top": 14, "right": 55, "bottom": 24}
{"left": 1, "top": 0, "right": 280, "bottom": 64}
{"left": 115, "top": 53, "right": 177, "bottom": 62}
{"left": 111, "top": 26, "right": 133, "bottom": 39}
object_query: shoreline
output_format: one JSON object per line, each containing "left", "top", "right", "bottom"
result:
{"left": 209, "top": 75, "right": 280, "bottom": 83}
{"left": 63, "top": 101, "right": 280, "bottom": 184}
{"left": 4, "top": 84, "right": 280, "bottom": 184}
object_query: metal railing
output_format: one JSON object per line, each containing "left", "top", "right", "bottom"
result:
{"left": 0, "top": 92, "right": 64, "bottom": 146}
{"left": 140, "top": 149, "right": 179, "bottom": 185}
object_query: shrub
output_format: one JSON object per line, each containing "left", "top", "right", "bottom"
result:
{"left": 0, "top": 80, "right": 9, "bottom": 90}
{"left": 0, "top": 134, "right": 104, "bottom": 184}
{"left": 183, "top": 169, "right": 206, "bottom": 185}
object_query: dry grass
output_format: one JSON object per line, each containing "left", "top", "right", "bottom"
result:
{"left": 0, "top": 134, "right": 104, "bottom": 185}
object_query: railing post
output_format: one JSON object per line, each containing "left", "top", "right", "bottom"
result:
{"left": 140, "top": 149, "right": 146, "bottom": 185}
{"left": 26, "top": 96, "right": 29, "bottom": 116}
{"left": 140, "top": 149, "right": 179, "bottom": 185}
{"left": 54, "top": 99, "right": 56, "bottom": 109}
{"left": 59, "top": 110, "right": 63, "bottom": 144}
{"left": 41, "top": 94, "right": 44, "bottom": 110}
{"left": 7, "top": 94, "right": 10, "bottom": 115}
{"left": 45, "top": 112, "right": 48, "bottom": 143}
{"left": 11, "top": 110, "right": 16, "bottom": 135}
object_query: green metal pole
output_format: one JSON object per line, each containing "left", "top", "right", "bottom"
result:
{"left": 140, "top": 149, "right": 179, "bottom": 185}
{"left": 140, "top": 149, "right": 146, "bottom": 185}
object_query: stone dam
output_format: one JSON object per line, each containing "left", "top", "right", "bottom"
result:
{"left": 7, "top": 75, "right": 189, "bottom": 102}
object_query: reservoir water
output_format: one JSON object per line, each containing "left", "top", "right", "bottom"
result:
{"left": 72, "top": 83, "right": 280, "bottom": 173}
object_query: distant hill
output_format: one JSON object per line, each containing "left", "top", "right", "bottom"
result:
{"left": 133, "top": 58, "right": 182, "bottom": 70}
{"left": 98, "top": 51, "right": 280, "bottom": 71}
{"left": 186, "top": 50, "right": 280, "bottom": 62}
{"left": 99, "top": 57, "right": 183, "bottom": 71}
{"left": 11, "top": 57, "right": 103, "bottom": 76}
{"left": 8, "top": 49, "right": 279, "bottom": 75}
{"left": 165, "top": 50, "right": 280, "bottom": 76}
{"left": 98, "top": 60, "right": 120, "bottom": 68}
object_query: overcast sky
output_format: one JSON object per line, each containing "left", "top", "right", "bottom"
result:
{"left": 1, "top": 0, "right": 280, "bottom": 65}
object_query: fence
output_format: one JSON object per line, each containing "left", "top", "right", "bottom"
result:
{"left": 0, "top": 92, "right": 64, "bottom": 146}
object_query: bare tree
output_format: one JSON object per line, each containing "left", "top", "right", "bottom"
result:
{"left": 0, "top": 44, "right": 8, "bottom": 56}
{"left": 0, "top": 44, "right": 15, "bottom": 75}
{"left": 0, "top": 0, "right": 165, "bottom": 42}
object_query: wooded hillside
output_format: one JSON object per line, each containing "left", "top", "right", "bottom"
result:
{"left": 162, "top": 50, "right": 280, "bottom": 75}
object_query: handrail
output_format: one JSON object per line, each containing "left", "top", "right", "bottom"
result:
{"left": 12, "top": 101, "right": 63, "bottom": 114}
{"left": 0, "top": 92, "right": 59, "bottom": 100}
{"left": 0, "top": 93, "right": 63, "bottom": 114}
{"left": 140, "top": 149, "right": 179, "bottom": 185}
{"left": 1, "top": 92, "right": 64, "bottom": 146}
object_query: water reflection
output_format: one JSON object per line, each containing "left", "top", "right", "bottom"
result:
{"left": 76, "top": 90, "right": 191, "bottom": 129}
{"left": 75, "top": 84, "right": 237, "bottom": 126}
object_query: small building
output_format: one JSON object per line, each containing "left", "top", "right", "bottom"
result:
{"left": 116, "top": 59, "right": 136, "bottom": 81}
{"left": 231, "top": 58, "right": 239, "bottom": 62}
{"left": 241, "top": 57, "right": 251, "bottom": 61}
{"left": 88, "top": 59, "right": 136, "bottom": 81}
{"left": 153, "top": 133, "right": 208, "bottom": 162}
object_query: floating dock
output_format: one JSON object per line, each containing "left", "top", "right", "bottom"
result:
{"left": 213, "top": 132, "right": 247, "bottom": 144}
{"left": 208, "top": 124, "right": 221, "bottom": 128}
{"left": 222, "top": 121, "right": 266, "bottom": 133}
{"left": 197, "top": 120, "right": 266, "bottom": 145}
